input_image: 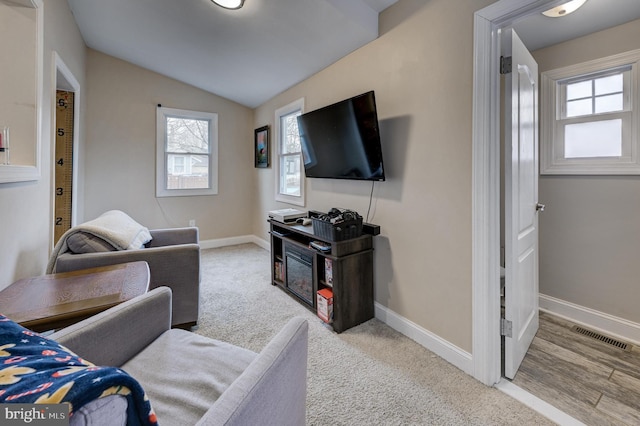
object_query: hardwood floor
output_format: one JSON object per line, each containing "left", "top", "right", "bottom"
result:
{"left": 511, "top": 311, "right": 640, "bottom": 425}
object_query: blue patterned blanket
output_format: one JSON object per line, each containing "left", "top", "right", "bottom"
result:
{"left": 0, "top": 315, "right": 157, "bottom": 425}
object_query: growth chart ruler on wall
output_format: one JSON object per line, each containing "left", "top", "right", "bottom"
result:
{"left": 54, "top": 90, "right": 74, "bottom": 244}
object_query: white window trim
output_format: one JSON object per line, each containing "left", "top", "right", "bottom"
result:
{"left": 156, "top": 106, "right": 218, "bottom": 197}
{"left": 541, "top": 49, "right": 640, "bottom": 175}
{"left": 274, "top": 98, "right": 305, "bottom": 206}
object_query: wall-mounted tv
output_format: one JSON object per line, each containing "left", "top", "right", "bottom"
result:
{"left": 297, "top": 91, "right": 385, "bottom": 181}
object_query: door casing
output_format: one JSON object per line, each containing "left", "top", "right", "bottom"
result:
{"left": 471, "top": 0, "right": 566, "bottom": 386}
{"left": 51, "top": 52, "right": 81, "bottom": 249}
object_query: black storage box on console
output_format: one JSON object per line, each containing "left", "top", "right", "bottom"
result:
{"left": 312, "top": 212, "right": 363, "bottom": 242}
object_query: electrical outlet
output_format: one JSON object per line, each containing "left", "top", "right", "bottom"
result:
{"left": 189, "top": 219, "right": 196, "bottom": 227}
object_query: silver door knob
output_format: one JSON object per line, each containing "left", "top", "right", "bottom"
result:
{"left": 536, "top": 203, "right": 545, "bottom": 212}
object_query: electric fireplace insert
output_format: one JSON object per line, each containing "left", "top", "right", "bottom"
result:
{"left": 285, "top": 244, "right": 314, "bottom": 307}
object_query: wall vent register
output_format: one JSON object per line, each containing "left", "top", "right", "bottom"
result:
{"left": 572, "top": 325, "right": 632, "bottom": 351}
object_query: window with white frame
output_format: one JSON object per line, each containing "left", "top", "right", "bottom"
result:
{"left": 156, "top": 107, "right": 218, "bottom": 197}
{"left": 540, "top": 50, "right": 640, "bottom": 174}
{"left": 274, "top": 99, "right": 305, "bottom": 206}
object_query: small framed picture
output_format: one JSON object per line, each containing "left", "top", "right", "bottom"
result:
{"left": 254, "top": 125, "right": 270, "bottom": 168}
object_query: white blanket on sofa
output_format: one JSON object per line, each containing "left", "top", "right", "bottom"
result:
{"left": 46, "top": 210, "right": 152, "bottom": 273}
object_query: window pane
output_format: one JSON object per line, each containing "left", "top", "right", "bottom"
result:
{"left": 566, "top": 80, "right": 592, "bottom": 100}
{"left": 166, "top": 117, "right": 209, "bottom": 154}
{"left": 172, "top": 156, "right": 185, "bottom": 173}
{"left": 595, "top": 94, "right": 623, "bottom": 114}
{"left": 566, "top": 98, "right": 592, "bottom": 117}
{"left": 280, "top": 155, "right": 300, "bottom": 196}
{"left": 564, "top": 119, "right": 622, "bottom": 158}
{"left": 280, "top": 112, "right": 301, "bottom": 154}
{"left": 595, "top": 74, "right": 622, "bottom": 96}
{"left": 167, "top": 153, "right": 209, "bottom": 189}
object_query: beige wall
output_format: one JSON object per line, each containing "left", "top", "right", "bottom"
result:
{"left": 0, "top": 0, "right": 86, "bottom": 289}
{"left": 0, "top": 3, "right": 37, "bottom": 165}
{"left": 84, "top": 50, "right": 255, "bottom": 240}
{"left": 534, "top": 19, "right": 640, "bottom": 323}
{"left": 254, "top": 0, "right": 493, "bottom": 352}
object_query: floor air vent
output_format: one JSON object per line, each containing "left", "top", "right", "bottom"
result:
{"left": 572, "top": 326, "right": 631, "bottom": 351}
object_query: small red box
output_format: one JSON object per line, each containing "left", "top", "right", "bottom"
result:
{"left": 317, "top": 288, "right": 333, "bottom": 324}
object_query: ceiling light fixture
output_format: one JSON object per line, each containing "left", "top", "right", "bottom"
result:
{"left": 211, "top": 0, "right": 244, "bottom": 10}
{"left": 542, "top": 0, "right": 587, "bottom": 18}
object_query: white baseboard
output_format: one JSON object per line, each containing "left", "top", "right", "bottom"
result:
{"left": 539, "top": 294, "right": 640, "bottom": 346}
{"left": 199, "top": 235, "right": 269, "bottom": 251}
{"left": 374, "top": 302, "right": 473, "bottom": 375}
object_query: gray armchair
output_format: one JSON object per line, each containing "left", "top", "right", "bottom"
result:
{"left": 50, "top": 287, "right": 309, "bottom": 426}
{"left": 53, "top": 227, "right": 200, "bottom": 328}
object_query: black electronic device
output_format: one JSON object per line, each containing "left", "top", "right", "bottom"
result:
{"left": 362, "top": 223, "right": 380, "bottom": 236}
{"left": 297, "top": 91, "right": 385, "bottom": 181}
{"left": 309, "top": 240, "right": 332, "bottom": 252}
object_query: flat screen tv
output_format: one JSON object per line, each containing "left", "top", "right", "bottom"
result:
{"left": 297, "top": 91, "right": 385, "bottom": 181}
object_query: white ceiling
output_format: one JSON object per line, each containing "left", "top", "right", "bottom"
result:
{"left": 513, "top": 0, "right": 640, "bottom": 51}
{"left": 67, "top": 0, "right": 640, "bottom": 109}
{"left": 67, "top": 0, "right": 397, "bottom": 108}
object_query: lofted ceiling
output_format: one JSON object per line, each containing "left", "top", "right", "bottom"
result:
{"left": 67, "top": 0, "right": 640, "bottom": 109}
{"left": 67, "top": 0, "right": 398, "bottom": 108}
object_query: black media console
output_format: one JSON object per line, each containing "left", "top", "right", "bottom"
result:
{"left": 269, "top": 218, "right": 377, "bottom": 333}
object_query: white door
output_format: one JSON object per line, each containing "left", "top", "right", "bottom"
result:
{"left": 503, "top": 28, "right": 540, "bottom": 379}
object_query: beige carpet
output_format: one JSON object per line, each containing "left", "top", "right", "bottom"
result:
{"left": 195, "top": 244, "right": 555, "bottom": 425}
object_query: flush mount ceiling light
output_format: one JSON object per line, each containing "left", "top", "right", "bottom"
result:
{"left": 211, "top": 0, "right": 244, "bottom": 10}
{"left": 542, "top": 0, "right": 587, "bottom": 17}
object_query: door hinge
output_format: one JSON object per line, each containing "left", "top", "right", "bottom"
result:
{"left": 500, "top": 56, "right": 512, "bottom": 74}
{"left": 501, "top": 318, "right": 513, "bottom": 338}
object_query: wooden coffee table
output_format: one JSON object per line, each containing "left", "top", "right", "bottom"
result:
{"left": 0, "top": 261, "right": 150, "bottom": 332}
